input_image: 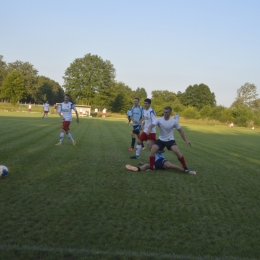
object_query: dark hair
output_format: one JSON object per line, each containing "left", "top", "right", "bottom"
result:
{"left": 134, "top": 97, "right": 139, "bottom": 101}
{"left": 144, "top": 98, "right": 151, "bottom": 104}
{"left": 164, "top": 106, "right": 172, "bottom": 112}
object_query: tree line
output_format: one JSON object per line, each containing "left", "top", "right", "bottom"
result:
{"left": 0, "top": 56, "right": 64, "bottom": 106}
{"left": 1, "top": 54, "right": 259, "bottom": 127}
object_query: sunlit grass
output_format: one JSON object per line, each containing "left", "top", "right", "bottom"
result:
{"left": 0, "top": 112, "right": 259, "bottom": 260}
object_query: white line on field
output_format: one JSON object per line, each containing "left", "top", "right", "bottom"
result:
{"left": 0, "top": 244, "right": 257, "bottom": 260}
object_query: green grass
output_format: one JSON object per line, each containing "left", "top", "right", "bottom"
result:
{"left": 0, "top": 112, "right": 259, "bottom": 260}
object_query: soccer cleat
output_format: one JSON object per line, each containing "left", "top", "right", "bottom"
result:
{"left": 55, "top": 142, "right": 62, "bottom": 146}
{"left": 125, "top": 164, "right": 138, "bottom": 172}
{"left": 72, "top": 141, "right": 76, "bottom": 146}
{"left": 127, "top": 147, "right": 134, "bottom": 151}
{"left": 188, "top": 170, "right": 196, "bottom": 175}
{"left": 142, "top": 147, "right": 145, "bottom": 151}
{"left": 130, "top": 155, "right": 139, "bottom": 159}
{"left": 184, "top": 167, "right": 190, "bottom": 173}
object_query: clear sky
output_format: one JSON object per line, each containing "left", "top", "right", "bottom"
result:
{"left": 1, "top": 0, "right": 260, "bottom": 107}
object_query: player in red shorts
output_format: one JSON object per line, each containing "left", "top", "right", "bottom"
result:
{"left": 55, "top": 94, "right": 79, "bottom": 146}
{"left": 130, "top": 98, "right": 156, "bottom": 159}
{"left": 42, "top": 101, "right": 50, "bottom": 118}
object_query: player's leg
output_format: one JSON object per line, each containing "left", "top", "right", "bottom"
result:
{"left": 128, "top": 131, "right": 136, "bottom": 151}
{"left": 65, "top": 123, "right": 76, "bottom": 145}
{"left": 131, "top": 132, "right": 147, "bottom": 159}
{"left": 170, "top": 144, "right": 190, "bottom": 173}
{"left": 56, "top": 128, "right": 65, "bottom": 145}
{"left": 164, "top": 161, "right": 196, "bottom": 174}
{"left": 126, "top": 164, "right": 150, "bottom": 172}
{"left": 149, "top": 143, "right": 160, "bottom": 169}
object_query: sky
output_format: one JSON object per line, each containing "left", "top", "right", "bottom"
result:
{"left": 1, "top": 0, "right": 260, "bottom": 107}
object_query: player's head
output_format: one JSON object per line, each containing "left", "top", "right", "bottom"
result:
{"left": 133, "top": 98, "right": 139, "bottom": 106}
{"left": 163, "top": 106, "right": 172, "bottom": 119}
{"left": 144, "top": 98, "right": 151, "bottom": 109}
{"left": 64, "top": 94, "right": 70, "bottom": 103}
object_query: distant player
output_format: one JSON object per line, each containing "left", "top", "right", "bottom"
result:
{"left": 127, "top": 98, "right": 144, "bottom": 151}
{"left": 42, "top": 101, "right": 50, "bottom": 118}
{"left": 174, "top": 113, "right": 179, "bottom": 122}
{"left": 130, "top": 98, "right": 156, "bottom": 159}
{"left": 146, "top": 106, "right": 193, "bottom": 173}
{"left": 28, "top": 103, "right": 32, "bottom": 113}
{"left": 102, "top": 108, "right": 107, "bottom": 117}
{"left": 55, "top": 94, "right": 79, "bottom": 146}
{"left": 126, "top": 107, "right": 132, "bottom": 126}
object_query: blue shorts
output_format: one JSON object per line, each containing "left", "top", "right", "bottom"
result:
{"left": 154, "top": 158, "right": 167, "bottom": 169}
{"left": 132, "top": 125, "right": 142, "bottom": 135}
{"left": 154, "top": 139, "right": 177, "bottom": 151}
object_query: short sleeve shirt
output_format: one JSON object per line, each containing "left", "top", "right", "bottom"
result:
{"left": 57, "top": 102, "right": 77, "bottom": 122}
{"left": 154, "top": 117, "right": 181, "bottom": 141}
{"left": 143, "top": 108, "right": 156, "bottom": 133}
{"left": 129, "top": 106, "right": 143, "bottom": 126}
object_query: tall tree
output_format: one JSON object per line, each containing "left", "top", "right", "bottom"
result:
{"left": 35, "top": 76, "right": 64, "bottom": 104}
{"left": 231, "top": 83, "right": 259, "bottom": 110}
{"left": 7, "top": 61, "right": 38, "bottom": 102}
{"left": 180, "top": 83, "right": 216, "bottom": 109}
{"left": 151, "top": 90, "right": 179, "bottom": 115}
{"left": 135, "top": 87, "right": 147, "bottom": 99}
{"left": 1, "top": 70, "right": 26, "bottom": 106}
{"left": 109, "top": 82, "right": 133, "bottom": 113}
{"left": 0, "top": 55, "right": 7, "bottom": 89}
{"left": 63, "top": 54, "right": 116, "bottom": 105}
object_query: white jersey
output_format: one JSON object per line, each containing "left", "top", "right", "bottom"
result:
{"left": 143, "top": 108, "right": 156, "bottom": 133}
{"left": 154, "top": 117, "right": 181, "bottom": 141}
{"left": 43, "top": 103, "right": 50, "bottom": 111}
{"left": 57, "top": 102, "right": 77, "bottom": 122}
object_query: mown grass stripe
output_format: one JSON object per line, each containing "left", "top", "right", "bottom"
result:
{"left": 0, "top": 244, "right": 258, "bottom": 260}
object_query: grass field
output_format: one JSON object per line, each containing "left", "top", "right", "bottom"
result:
{"left": 0, "top": 112, "right": 259, "bottom": 260}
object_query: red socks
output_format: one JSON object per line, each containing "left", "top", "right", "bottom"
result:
{"left": 150, "top": 156, "right": 155, "bottom": 169}
{"left": 178, "top": 156, "right": 187, "bottom": 168}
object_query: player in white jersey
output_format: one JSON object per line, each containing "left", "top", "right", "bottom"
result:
{"left": 42, "top": 101, "right": 50, "bottom": 118}
{"left": 130, "top": 98, "right": 156, "bottom": 159}
{"left": 55, "top": 94, "right": 79, "bottom": 146}
{"left": 146, "top": 106, "right": 194, "bottom": 173}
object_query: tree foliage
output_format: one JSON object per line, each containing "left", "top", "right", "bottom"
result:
{"left": 7, "top": 61, "right": 38, "bottom": 102}
{"left": 63, "top": 54, "right": 116, "bottom": 105}
{"left": 35, "top": 76, "right": 64, "bottom": 104}
{"left": 1, "top": 70, "right": 26, "bottom": 106}
{"left": 0, "top": 55, "right": 7, "bottom": 88}
{"left": 231, "top": 83, "right": 259, "bottom": 110}
{"left": 179, "top": 83, "right": 216, "bottom": 109}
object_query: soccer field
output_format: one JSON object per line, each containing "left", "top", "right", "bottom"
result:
{"left": 0, "top": 113, "right": 259, "bottom": 260}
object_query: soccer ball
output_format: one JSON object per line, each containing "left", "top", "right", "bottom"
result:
{"left": 0, "top": 165, "right": 9, "bottom": 177}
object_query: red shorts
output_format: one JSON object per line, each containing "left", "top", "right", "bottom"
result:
{"left": 62, "top": 121, "right": 71, "bottom": 131}
{"left": 44, "top": 111, "right": 49, "bottom": 114}
{"left": 139, "top": 132, "right": 156, "bottom": 142}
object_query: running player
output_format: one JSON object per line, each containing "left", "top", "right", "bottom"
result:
{"left": 130, "top": 98, "right": 156, "bottom": 159}
{"left": 55, "top": 94, "right": 79, "bottom": 146}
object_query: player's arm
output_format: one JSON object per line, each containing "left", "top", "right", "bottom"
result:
{"left": 177, "top": 128, "right": 191, "bottom": 146}
{"left": 75, "top": 110, "right": 79, "bottom": 123}
{"left": 146, "top": 123, "right": 156, "bottom": 135}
